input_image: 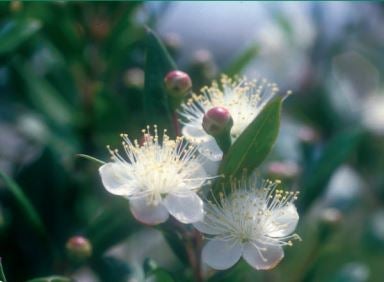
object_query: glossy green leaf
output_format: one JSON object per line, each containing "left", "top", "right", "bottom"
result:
{"left": 27, "top": 276, "right": 71, "bottom": 282}
{"left": 0, "top": 18, "right": 41, "bottom": 55}
{"left": 217, "top": 96, "right": 283, "bottom": 185}
{"left": 143, "top": 28, "right": 177, "bottom": 133}
{"left": 0, "top": 170, "right": 47, "bottom": 239}
{"left": 298, "top": 128, "right": 364, "bottom": 212}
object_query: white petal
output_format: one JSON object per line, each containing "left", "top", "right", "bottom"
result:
{"left": 99, "top": 163, "right": 134, "bottom": 196}
{"left": 243, "top": 242, "right": 284, "bottom": 270}
{"left": 268, "top": 204, "right": 299, "bottom": 237}
{"left": 193, "top": 220, "right": 221, "bottom": 235}
{"left": 129, "top": 197, "right": 169, "bottom": 225}
{"left": 202, "top": 157, "right": 220, "bottom": 176}
{"left": 185, "top": 161, "right": 208, "bottom": 189}
{"left": 163, "top": 192, "right": 203, "bottom": 223}
{"left": 198, "top": 138, "right": 223, "bottom": 161}
{"left": 182, "top": 124, "right": 210, "bottom": 143}
{"left": 202, "top": 239, "right": 242, "bottom": 270}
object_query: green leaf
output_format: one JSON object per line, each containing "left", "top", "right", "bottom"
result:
{"left": 298, "top": 128, "right": 364, "bottom": 212}
{"left": 15, "top": 65, "right": 74, "bottom": 127}
{"left": 0, "top": 170, "right": 47, "bottom": 239}
{"left": 216, "top": 96, "right": 283, "bottom": 186}
{"left": 86, "top": 200, "right": 140, "bottom": 255}
{"left": 27, "top": 276, "right": 71, "bottom": 282}
{"left": 0, "top": 18, "right": 41, "bottom": 55}
{"left": 146, "top": 269, "right": 175, "bottom": 282}
{"left": 225, "top": 44, "right": 259, "bottom": 76}
{"left": 143, "top": 28, "right": 177, "bottom": 133}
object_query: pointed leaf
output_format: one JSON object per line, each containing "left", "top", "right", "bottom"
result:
{"left": 225, "top": 44, "right": 259, "bottom": 76}
{"left": 0, "top": 170, "right": 47, "bottom": 239}
{"left": 143, "top": 28, "right": 177, "bottom": 133}
{"left": 217, "top": 96, "right": 283, "bottom": 182}
{"left": 0, "top": 19, "right": 41, "bottom": 55}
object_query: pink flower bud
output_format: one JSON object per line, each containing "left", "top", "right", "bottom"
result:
{"left": 164, "top": 70, "right": 192, "bottom": 97}
{"left": 202, "top": 107, "right": 233, "bottom": 136}
{"left": 66, "top": 236, "right": 92, "bottom": 262}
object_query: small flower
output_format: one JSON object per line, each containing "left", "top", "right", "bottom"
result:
{"left": 179, "top": 75, "right": 279, "bottom": 160}
{"left": 99, "top": 126, "right": 210, "bottom": 225}
{"left": 194, "top": 177, "right": 300, "bottom": 270}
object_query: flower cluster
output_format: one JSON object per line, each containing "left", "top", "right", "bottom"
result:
{"left": 97, "top": 74, "right": 300, "bottom": 272}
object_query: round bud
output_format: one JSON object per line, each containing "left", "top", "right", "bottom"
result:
{"left": 66, "top": 236, "right": 92, "bottom": 262}
{"left": 202, "top": 107, "right": 233, "bottom": 136}
{"left": 164, "top": 70, "right": 192, "bottom": 97}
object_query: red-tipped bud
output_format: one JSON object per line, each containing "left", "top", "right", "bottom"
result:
{"left": 66, "top": 236, "right": 92, "bottom": 262}
{"left": 202, "top": 107, "right": 233, "bottom": 136}
{"left": 164, "top": 70, "right": 192, "bottom": 97}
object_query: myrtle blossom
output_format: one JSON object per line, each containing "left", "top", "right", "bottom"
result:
{"left": 99, "top": 126, "right": 211, "bottom": 225}
{"left": 178, "top": 75, "right": 280, "bottom": 161}
{"left": 194, "top": 176, "right": 300, "bottom": 270}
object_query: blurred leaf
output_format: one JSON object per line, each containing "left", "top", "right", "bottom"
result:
{"left": 143, "top": 28, "right": 177, "bottom": 133}
{"left": 217, "top": 96, "right": 283, "bottom": 185}
{"left": 146, "top": 269, "right": 175, "bottom": 282}
{"left": 15, "top": 65, "right": 75, "bottom": 127}
{"left": 86, "top": 200, "right": 140, "bottom": 255}
{"left": 298, "top": 128, "right": 364, "bottom": 212}
{"left": 0, "top": 170, "right": 47, "bottom": 239}
{"left": 159, "top": 223, "right": 189, "bottom": 266}
{"left": 0, "top": 18, "right": 41, "bottom": 55}
{"left": 27, "top": 276, "right": 71, "bottom": 282}
{"left": 91, "top": 256, "right": 131, "bottom": 282}
{"left": 208, "top": 260, "right": 262, "bottom": 282}
{"left": 0, "top": 258, "right": 7, "bottom": 282}
{"left": 225, "top": 44, "right": 259, "bottom": 76}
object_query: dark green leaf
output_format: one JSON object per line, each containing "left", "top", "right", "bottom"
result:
{"left": 225, "top": 44, "right": 259, "bottom": 76}
{"left": 27, "top": 276, "right": 71, "bottom": 282}
{"left": 16, "top": 65, "right": 74, "bottom": 127}
{"left": 143, "top": 28, "right": 177, "bottom": 134}
{"left": 0, "top": 18, "right": 41, "bottom": 55}
{"left": 0, "top": 170, "right": 47, "bottom": 239}
{"left": 298, "top": 128, "right": 364, "bottom": 212}
{"left": 217, "top": 96, "right": 283, "bottom": 185}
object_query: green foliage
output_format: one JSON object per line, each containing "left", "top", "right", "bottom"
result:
{"left": 218, "top": 96, "right": 283, "bottom": 180}
{"left": 0, "top": 18, "right": 41, "bottom": 55}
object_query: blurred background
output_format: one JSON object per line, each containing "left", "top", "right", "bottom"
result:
{"left": 0, "top": 1, "right": 384, "bottom": 281}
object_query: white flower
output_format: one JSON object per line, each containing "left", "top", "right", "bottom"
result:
{"left": 99, "top": 126, "right": 211, "bottom": 225}
{"left": 194, "top": 177, "right": 300, "bottom": 270}
{"left": 178, "top": 75, "right": 279, "bottom": 161}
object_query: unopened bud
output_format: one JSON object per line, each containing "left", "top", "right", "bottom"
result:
{"left": 203, "top": 107, "right": 233, "bottom": 136}
{"left": 164, "top": 70, "right": 192, "bottom": 97}
{"left": 66, "top": 236, "right": 92, "bottom": 262}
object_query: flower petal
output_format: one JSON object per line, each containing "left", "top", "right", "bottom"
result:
{"left": 193, "top": 220, "right": 221, "bottom": 235}
{"left": 129, "top": 196, "right": 169, "bottom": 225}
{"left": 202, "top": 239, "right": 242, "bottom": 270}
{"left": 268, "top": 204, "right": 299, "bottom": 237}
{"left": 163, "top": 192, "right": 203, "bottom": 223}
{"left": 182, "top": 124, "right": 209, "bottom": 143}
{"left": 99, "top": 163, "right": 134, "bottom": 196}
{"left": 243, "top": 242, "right": 284, "bottom": 270}
{"left": 198, "top": 138, "right": 223, "bottom": 161}
{"left": 185, "top": 161, "right": 208, "bottom": 189}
